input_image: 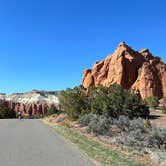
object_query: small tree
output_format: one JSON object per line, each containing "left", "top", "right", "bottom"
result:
{"left": 88, "top": 84, "right": 149, "bottom": 118}
{"left": 59, "top": 86, "right": 88, "bottom": 120}
{"left": 59, "top": 84, "right": 149, "bottom": 120}
{"left": 89, "top": 86, "right": 110, "bottom": 115}
{"left": 162, "top": 96, "right": 166, "bottom": 114}
{"left": 144, "top": 96, "right": 159, "bottom": 109}
{"left": 46, "top": 106, "right": 59, "bottom": 115}
{"left": 0, "top": 104, "right": 16, "bottom": 119}
{"left": 163, "top": 107, "right": 166, "bottom": 114}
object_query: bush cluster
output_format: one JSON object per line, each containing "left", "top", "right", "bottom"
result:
{"left": 144, "top": 96, "right": 159, "bottom": 109}
{"left": 78, "top": 113, "right": 97, "bottom": 127}
{"left": 0, "top": 104, "right": 16, "bottom": 119}
{"left": 46, "top": 106, "right": 60, "bottom": 116}
{"left": 87, "top": 116, "right": 113, "bottom": 136}
{"left": 78, "top": 114, "right": 166, "bottom": 150}
{"left": 59, "top": 86, "right": 88, "bottom": 120}
{"left": 163, "top": 106, "right": 166, "bottom": 114}
{"left": 162, "top": 96, "right": 166, "bottom": 114}
{"left": 59, "top": 85, "right": 149, "bottom": 120}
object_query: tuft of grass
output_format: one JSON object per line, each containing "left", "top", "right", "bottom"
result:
{"left": 43, "top": 120, "right": 149, "bottom": 166}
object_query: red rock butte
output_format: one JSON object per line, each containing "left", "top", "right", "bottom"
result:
{"left": 82, "top": 42, "right": 166, "bottom": 99}
{"left": 0, "top": 90, "right": 59, "bottom": 116}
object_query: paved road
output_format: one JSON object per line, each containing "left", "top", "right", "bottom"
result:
{"left": 0, "top": 119, "right": 93, "bottom": 166}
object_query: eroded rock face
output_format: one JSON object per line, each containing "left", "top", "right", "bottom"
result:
{"left": 82, "top": 42, "right": 166, "bottom": 99}
{"left": 0, "top": 90, "right": 59, "bottom": 116}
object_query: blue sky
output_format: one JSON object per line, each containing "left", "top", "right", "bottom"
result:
{"left": 0, "top": 0, "right": 165, "bottom": 94}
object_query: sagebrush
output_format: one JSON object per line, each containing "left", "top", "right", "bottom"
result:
{"left": 78, "top": 114, "right": 166, "bottom": 150}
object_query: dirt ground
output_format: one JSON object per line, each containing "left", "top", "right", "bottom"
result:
{"left": 150, "top": 109, "right": 166, "bottom": 127}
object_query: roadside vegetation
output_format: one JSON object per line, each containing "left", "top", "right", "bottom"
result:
{"left": 43, "top": 119, "right": 149, "bottom": 166}
{"left": 0, "top": 104, "right": 16, "bottom": 119}
{"left": 59, "top": 84, "right": 149, "bottom": 120}
{"left": 162, "top": 96, "right": 166, "bottom": 114}
{"left": 78, "top": 114, "right": 166, "bottom": 150}
{"left": 44, "top": 84, "right": 166, "bottom": 165}
{"left": 144, "top": 96, "right": 159, "bottom": 109}
{"left": 46, "top": 106, "right": 60, "bottom": 116}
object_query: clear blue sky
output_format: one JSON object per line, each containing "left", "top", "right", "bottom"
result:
{"left": 0, "top": 0, "right": 165, "bottom": 94}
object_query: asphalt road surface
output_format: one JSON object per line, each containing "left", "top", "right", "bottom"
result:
{"left": 0, "top": 119, "right": 93, "bottom": 166}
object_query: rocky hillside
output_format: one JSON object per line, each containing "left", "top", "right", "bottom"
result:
{"left": 0, "top": 90, "right": 59, "bottom": 116}
{"left": 82, "top": 42, "right": 166, "bottom": 99}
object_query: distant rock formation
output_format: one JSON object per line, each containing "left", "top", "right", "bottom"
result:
{"left": 82, "top": 42, "right": 166, "bottom": 99}
{"left": 0, "top": 90, "right": 59, "bottom": 116}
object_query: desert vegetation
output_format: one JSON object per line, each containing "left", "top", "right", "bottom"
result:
{"left": 52, "top": 85, "right": 166, "bottom": 165}
{"left": 79, "top": 114, "right": 166, "bottom": 150}
{"left": 162, "top": 96, "right": 166, "bottom": 114}
{"left": 46, "top": 106, "right": 60, "bottom": 116}
{"left": 144, "top": 96, "right": 159, "bottom": 109}
{"left": 0, "top": 104, "right": 16, "bottom": 119}
{"left": 44, "top": 119, "right": 148, "bottom": 166}
{"left": 59, "top": 84, "right": 149, "bottom": 120}
{"left": 58, "top": 85, "right": 166, "bottom": 152}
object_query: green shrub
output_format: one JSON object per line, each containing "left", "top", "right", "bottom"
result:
{"left": 162, "top": 106, "right": 166, "bottom": 114}
{"left": 162, "top": 96, "right": 166, "bottom": 113}
{"left": 46, "top": 106, "right": 59, "bottom": 115}
{"left": 59, "top": 84, "right": 149, "bottom": 120}
{"left": 88, "top": 86, "right": 110, "bottom": 115}
{"left": 113, "top": 117, "right": 166, "bottom": 150}
{"left": 147, "top": 127, "right": 166, "bottom": 149}
{"left": 59, "top": 86, "right": 88, "bottom": 120}
{"left": 144, "top": 96, "right": 159, "bottom": 109}
{"left": 78, "top": 113, "right": 97, "bottom": 127}
{"left": 114, "top": 115, "right": 130, "bottom": 131}
{"left": 89, "top": 85, "right": 149, "bottom": 118}
{"left": 78, "top": 113, "right": 166, "bottom": 150}
{"left": 87, "top": 116, "right": 111, "bottom": 136}
{"left": 120, "top": 125, "right": 166, "bottom": 150}
{"left": 163, "top": 96, "right": 166, "bottom": 104}
{"left": 144, "top": 118, "right": 152, "bottom": 129}
{"left": 0, "top": 104, "right": 16, "bottom": 119}
{"left": 128, "top": 118, "right": 147, "bottom": 133}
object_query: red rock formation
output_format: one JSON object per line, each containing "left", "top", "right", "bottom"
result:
{"left": 82, "top": 42, "right": 166, "bottom": 99}
{"left": 0, "top": 90, "right": 59, "bottom": 116}
{"left": 0, "top": 100, "right": 59, "bottom": 116}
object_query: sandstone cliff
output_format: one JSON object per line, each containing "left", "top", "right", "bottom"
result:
{"left": 0, "top": 90, "right": 59, "bottom": 116}
{"left": 82, "top": 42, "right": 166, "bottom": 99}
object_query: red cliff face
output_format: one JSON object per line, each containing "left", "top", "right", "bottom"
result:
{"left": 0, "top": 100, "right": 57, "bottom": 116}
{"left": 82, "top": 42, "right": 166, "bottom": 99}
{"left": 0, "top": 90, "right": 59, "bottom": 116}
